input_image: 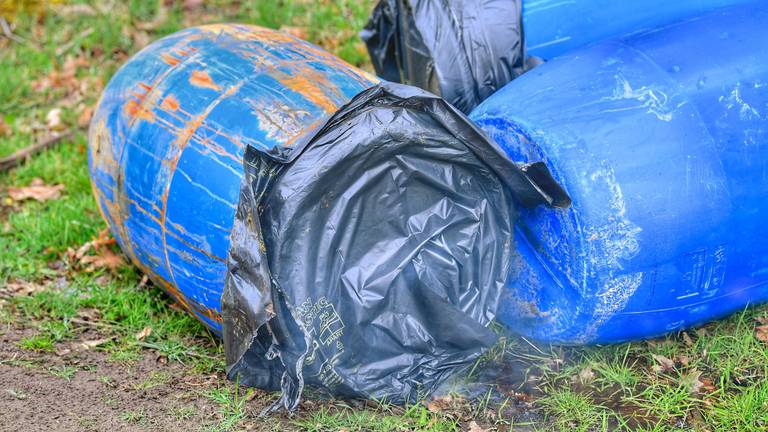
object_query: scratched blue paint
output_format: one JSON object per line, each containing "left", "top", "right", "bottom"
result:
{"left": 522, "top": 0, "right": 757, "bottom": 60}
{"left": 471, "top": 3, "right": 768, "bottom": 343}
{"left": 88, "top": 24, "right": 376, "bottom": 332}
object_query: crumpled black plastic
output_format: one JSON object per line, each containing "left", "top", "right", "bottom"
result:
{"left": 361, "top": 0, "right": 536, "bottom": 113}
{"left": 222, "top": 82, "right": 570, "bottom": 412}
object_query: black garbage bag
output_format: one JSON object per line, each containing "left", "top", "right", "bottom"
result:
{"left": 361, "top": 0, "right": 535, "bottom": 113}
{"left": 222, "top": 82, "right": 569, "bottom": 412}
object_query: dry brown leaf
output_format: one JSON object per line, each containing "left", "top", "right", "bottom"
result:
{"left": 131, "top": 30, "right": 151, "bottom": 50}
{"left": 651, "top": 354, "right": 675, "bottom": 373}
{"left": 576, "top": 366, "right": 595, "bottom": 384}
{"left": 468, "top": 421, "right": 489, "bottom": 432}
{"left": 76, "top": 307, "right": 101, "bottom": 322}
{"left": 755, "top": 325, "right": 768, "bottom": 343}
{"left": 7, "top": 178, "right": 65, "bottom": 202}
{"left": 425, "top": 394, "right": 454, "bottom": 413}
{"left": 79, "top": 248, "right": 125, "bottom": 272}
{"left": 69, "top": 228, "right": 120, "bottom": 270}
{"left": 280, "top": 26, "right": 309, "bottom": 40}
{"left": 31, "top": 54, "right": 89, "bottom": 95}
{"left": 70, "top": 230, "right": 125, "bottom": 272}
{"left": 0, "top": 280, "right": 48, "bottom": 297}
{"left": 135, "top": 326, "right": 152, "bottom": 341}
{"left": 699, "top": 376, "right": 717, "bottom": 393}
{"left": 681, "top": 369, "right": 705, "bottom": 394}
{"left": 682, "top": 331, "right": 694, "bottom": 347}
{"left": 0, "top": 117, "right": 10, "bottom": 137}
{"left": 77, "top": 104, "right": 94, "bottom": 129}
{"left": 183, "top": 0, "right": 205, "bottom": 12}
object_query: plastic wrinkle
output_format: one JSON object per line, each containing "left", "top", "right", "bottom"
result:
{"left": 222, "top": 82, "right": 568, "bottom": 411}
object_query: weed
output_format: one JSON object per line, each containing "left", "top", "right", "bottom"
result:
{"left": 169, "top": 405, "right": 197, "bottom": 421}
{"left": 120, "top": 408, "right": 145, "bottom": 424}
{"left": 133, "top": 371, "right": 172, "bottom": 390}
{"left": 48, "top": 364, "right": 77, "bottom": 381}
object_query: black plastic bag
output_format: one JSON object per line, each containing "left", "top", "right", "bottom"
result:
{"left": 222, "top": 82, "right": 569, "bottom": 412}
{"left": 361, "top": 0, "right": 534, "bottom": 113}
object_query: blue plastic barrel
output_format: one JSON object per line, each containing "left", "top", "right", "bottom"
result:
{"left": 88, "top": 24, "right": 376, "bottom": 331}
{"left": 522, "top": 0, "right": 756, "bottom": 60}
{"left": 471, "top": 3, "right": 768, "bottom": 343}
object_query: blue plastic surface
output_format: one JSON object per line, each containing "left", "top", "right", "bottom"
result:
{"left": 471, "top": 3, "right": 768, "bottom": 343}
{"left": 88, "top": 25, "right": 376, "bottom": 332}
{"left": 522, "top": 0, "right": 756, "bottom": 60}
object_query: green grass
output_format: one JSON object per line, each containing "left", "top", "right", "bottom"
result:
{"left": 2, "top": 1, "right": 768, "bottom": 431}
{"left": 293, "top": 404, "right": 460, "bottom": 432}
{"left": 120, "top": 407, "right": 146, "bottom": 424}
{"left": 48, "top": 364, "right": 78, "bottom": 381}
{"left": 537, "top": 388, "right": 615, "bottom": 432}
{"left": 202, "top": 383, "right": 254, "bottom": 432}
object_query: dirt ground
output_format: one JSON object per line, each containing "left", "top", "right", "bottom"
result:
{"left": 0, "top": 324, "right": 280, "bottom": 432}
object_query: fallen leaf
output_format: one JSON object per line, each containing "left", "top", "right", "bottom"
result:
{"left": 0, "top": 118, "right": 10, "bottom": 136}
{"left": 280, "top": 26, "right": 308, "bottom": 40}
{"left": 0, "top": 280, "right": 48, "bottom": 297}
{"left": 651, "top": 354, "right": 675, "bottom": 373}
{"left": 755, "top": 325, "right": 768, "bottom": 343}
{"left": 77, "top": 104, "right": 94, "bottom": 128}
{"left": 46, "top": 107, "right": 64, "bottom": 130}
{"left": 76, "top": 307, "right": 101, "bottom": 322}
{"left": 131, "top": 30, "right": 151, "bottom": 50}
{"left": 79, "top": 248, "right": 125, "bottom": 272}
{"left": 576, "top": 366, "right": 595, "bottom": 384}
{"left": 425, "top": 395, "right": 454, "bottom": 413}
{"left": 7, "top": 178, "right": 65, "bottom": 202}
{"left": 183, "top": 0, "right": 205, "bottom": 12}
{"left": 468, "top": 421, "right": 489, "bottom": 432}
{"left": 699, "top": 376, "right": 717, "bottom": 393}
{"left": 69, "top": 229, "right": 124, "bottom": 271}
{"left": 135, "top": 326, "right": 152, "bottom": 341}
{"left": 55, "top": 347, "right": 71, "bottom": 356}
{"left": 682, "top": 331, "right": 694, "bottom": 347}
{"left": 681, "top": 369, "right": 705, "bottom": 394}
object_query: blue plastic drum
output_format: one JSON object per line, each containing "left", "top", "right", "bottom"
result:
{"left": 471, "top": 3, "right": 768, "bottom": 343}
{"left": 88, "top": 25, "right": 376, "bottom": 331}
{"left": 522, "top": 0, "right": 756, "bottom": 60}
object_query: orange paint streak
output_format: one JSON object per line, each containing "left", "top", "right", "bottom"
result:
{"left": 277, "top": 67, "right": 340, "bottom": 114}
{"left": 189, "top": 70, "right": 221, "bottom": 91}
{"left": 124, "top": 99, "right": 156, "bottom": 122}
{"left": 161, "top": 52, "right": 181, "bottom": 66}
{"left": 157, "top": 83, "right": 243, "bottom": 298}
{"left": 161, "top": 95, "right": 180, "bottom": 111}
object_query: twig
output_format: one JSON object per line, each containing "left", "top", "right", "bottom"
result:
{"left": 0, "top": 17, "right": 40, "bottom": 50}
{"left": 0, "top": 132, "right": 74, "bottom": 173}
{"left": 55, "top": 28, "right": 94, "bottom": 57}
{"left": 0, "top": 17, "right": 24, "bottom": 44}
{"left": 69, "top": 317, "right": 116, "bottom": 329}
